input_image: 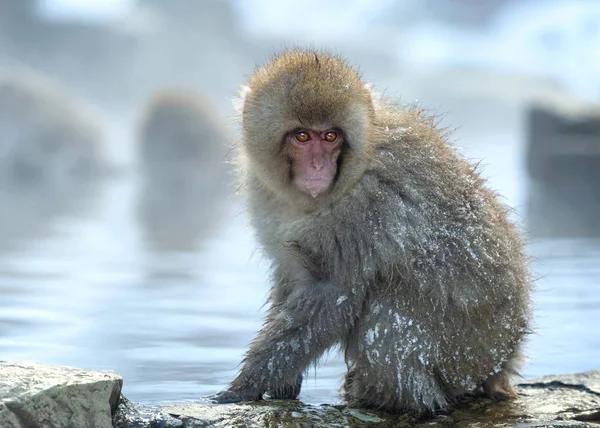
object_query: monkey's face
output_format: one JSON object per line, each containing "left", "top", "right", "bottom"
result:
{"left": 285, "top": 127, "right": 343, "bottom": 197}
{"left": 240, "top": 50, "right": 376, "bottom": 203}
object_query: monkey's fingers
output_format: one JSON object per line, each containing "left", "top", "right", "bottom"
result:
{"left": 264, "top": 382, "right": 302, "bottom": 400}
{"left": 204, "top": 389, "right": 256, "bottom": 404}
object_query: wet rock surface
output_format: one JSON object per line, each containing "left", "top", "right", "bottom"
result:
{"left": 1, "top": 361, "right": 598, "bottom": 427}
{"left": 0, "top": 361, "right": 123, "bottom": 428}
{"left": 114, "top": 370, "right": 600, "bottom": 428}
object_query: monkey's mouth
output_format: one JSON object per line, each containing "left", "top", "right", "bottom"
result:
{"left": 294, "top": 177, "right": 333, "bottom": 198}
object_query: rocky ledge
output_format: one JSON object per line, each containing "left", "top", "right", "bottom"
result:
{"left": 1, "top": 361, "right": 599, "bottom": 428}
{"left": 0, "top": 361, "right": 122, "bottom": 428}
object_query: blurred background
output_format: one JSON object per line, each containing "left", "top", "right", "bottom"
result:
{"left": 0, "top": 0, "right": 598, "bottom": 405}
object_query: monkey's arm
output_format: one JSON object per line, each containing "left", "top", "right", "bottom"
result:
{"left": 208, "top": 279, "right": 358, "bottom": 403}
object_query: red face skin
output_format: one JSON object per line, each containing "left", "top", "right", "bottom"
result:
{"left": 287, "top": 127, "right": 343, "bottom": 197}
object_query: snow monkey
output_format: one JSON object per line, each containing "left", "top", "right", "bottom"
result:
{"left": 208, "top": 50, "right": 531, "bottom": 415}
{"left": 137, "top": 89, "right": 229, "bottom": 252}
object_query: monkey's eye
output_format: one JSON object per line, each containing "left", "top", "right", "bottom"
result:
{"left": 324, "top": 131, "right": 337, "bottom": 143}
{"left": 295, "top": 131, "right": 310, "bottom": 143}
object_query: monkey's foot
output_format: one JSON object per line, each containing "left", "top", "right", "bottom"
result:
{"left": 264, "top": 383, "right": 302, "bottom": 400}
{"left": 483, "top": 386, "right": 515, "bottom": 402}
{"left": 481, "top": 373, "right": 517, "bottom": 402}
{"left": 205, "top": 389, "right": 260, "bottom": 404}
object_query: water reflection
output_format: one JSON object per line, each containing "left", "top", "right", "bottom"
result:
{"left": 526, "top": 239, "right": 600, "bottom": 378}
{"left": 0, "top": 185, "right": 100, "bottom": 255}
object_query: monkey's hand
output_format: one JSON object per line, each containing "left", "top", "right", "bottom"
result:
{"left": 205, "top": 388, "right": 261, "bottom": 404}
{"left": 223, "top": 280, "right": 357, "bottom": 405}
{"left": 264, "top": 375, "right": 302, "bottom": 400}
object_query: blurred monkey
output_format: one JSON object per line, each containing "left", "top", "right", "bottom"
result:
{"left": 0, "top": 69, "right": 107, "bottom": 253}
{"left": 0, "top": 69, "right": 108, "bottom": 188}
{"left": 137, "top": 89, "right": 230, "bottom": 252}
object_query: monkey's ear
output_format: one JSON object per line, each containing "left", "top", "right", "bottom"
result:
{"left": 233, "top": 85, "right": 252, "bottom": 115}
{"left": 363, "top": 82, "right": 380, "bottom": 101}
{"left": 363, "top": 82, "right": 383, "bottom": 104}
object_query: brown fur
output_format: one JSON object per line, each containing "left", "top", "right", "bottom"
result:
{"left": 209, "top": 49, "right": 532, "bottom": 415}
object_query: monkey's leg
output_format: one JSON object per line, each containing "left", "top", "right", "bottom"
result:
{"left": 340, "top": 335, "right": 359, "bottom": 400}
{"left": 208, "top": 282, "right": 357, "bottom": 403}
{"left": 345, "top": 300, "right": 450, "bottom": 415}
{"left": 340, "top": 364, "right": 356, "bottom": 401}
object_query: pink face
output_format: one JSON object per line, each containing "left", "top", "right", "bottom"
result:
{"left": 286, "top": 126, "right": 343, "bottom": 197}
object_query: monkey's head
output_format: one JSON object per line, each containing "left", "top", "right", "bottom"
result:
{"left": 139, "top": 90, "right": 224, "bottom": 164}
{"left": 240, "top": 50, "right": 376, "bottom": 204}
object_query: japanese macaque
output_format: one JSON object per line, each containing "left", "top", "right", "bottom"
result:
{"left": 0, "top": 69, "right": 107, "bottom": 188}
{"left": 0, "top": 69, "right": 106, "bottom": 253}
{"left": 137, "top": 89, "right": 229, "bottom": 252}
{"left": 138, "top": 90, "right": 228, "bottom": 167}
{"left": 208, "top": 50, "right": 531, "bottom": 415}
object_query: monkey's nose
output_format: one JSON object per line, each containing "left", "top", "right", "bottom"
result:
{"left": 312, "top": 157, "right": 324, "bottom": 171}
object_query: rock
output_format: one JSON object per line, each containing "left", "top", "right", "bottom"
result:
{"left": 525, "top": 96, "right": 600, "bottom": 237}
{"left": 0, "top": 361, "right": 122, "bottom": 428}
{"left": 114, "top": 370, "right": 600, "bottom": 428}
{"left": 2, "top": 362, "right": 597, "bottom": 427}
{"left": 526, "top": 96, "right": 600, "bottom": 181}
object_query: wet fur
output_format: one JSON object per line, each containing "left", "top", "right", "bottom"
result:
{"left": 216, "top": 49, "right": 531, "bottom": 415}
